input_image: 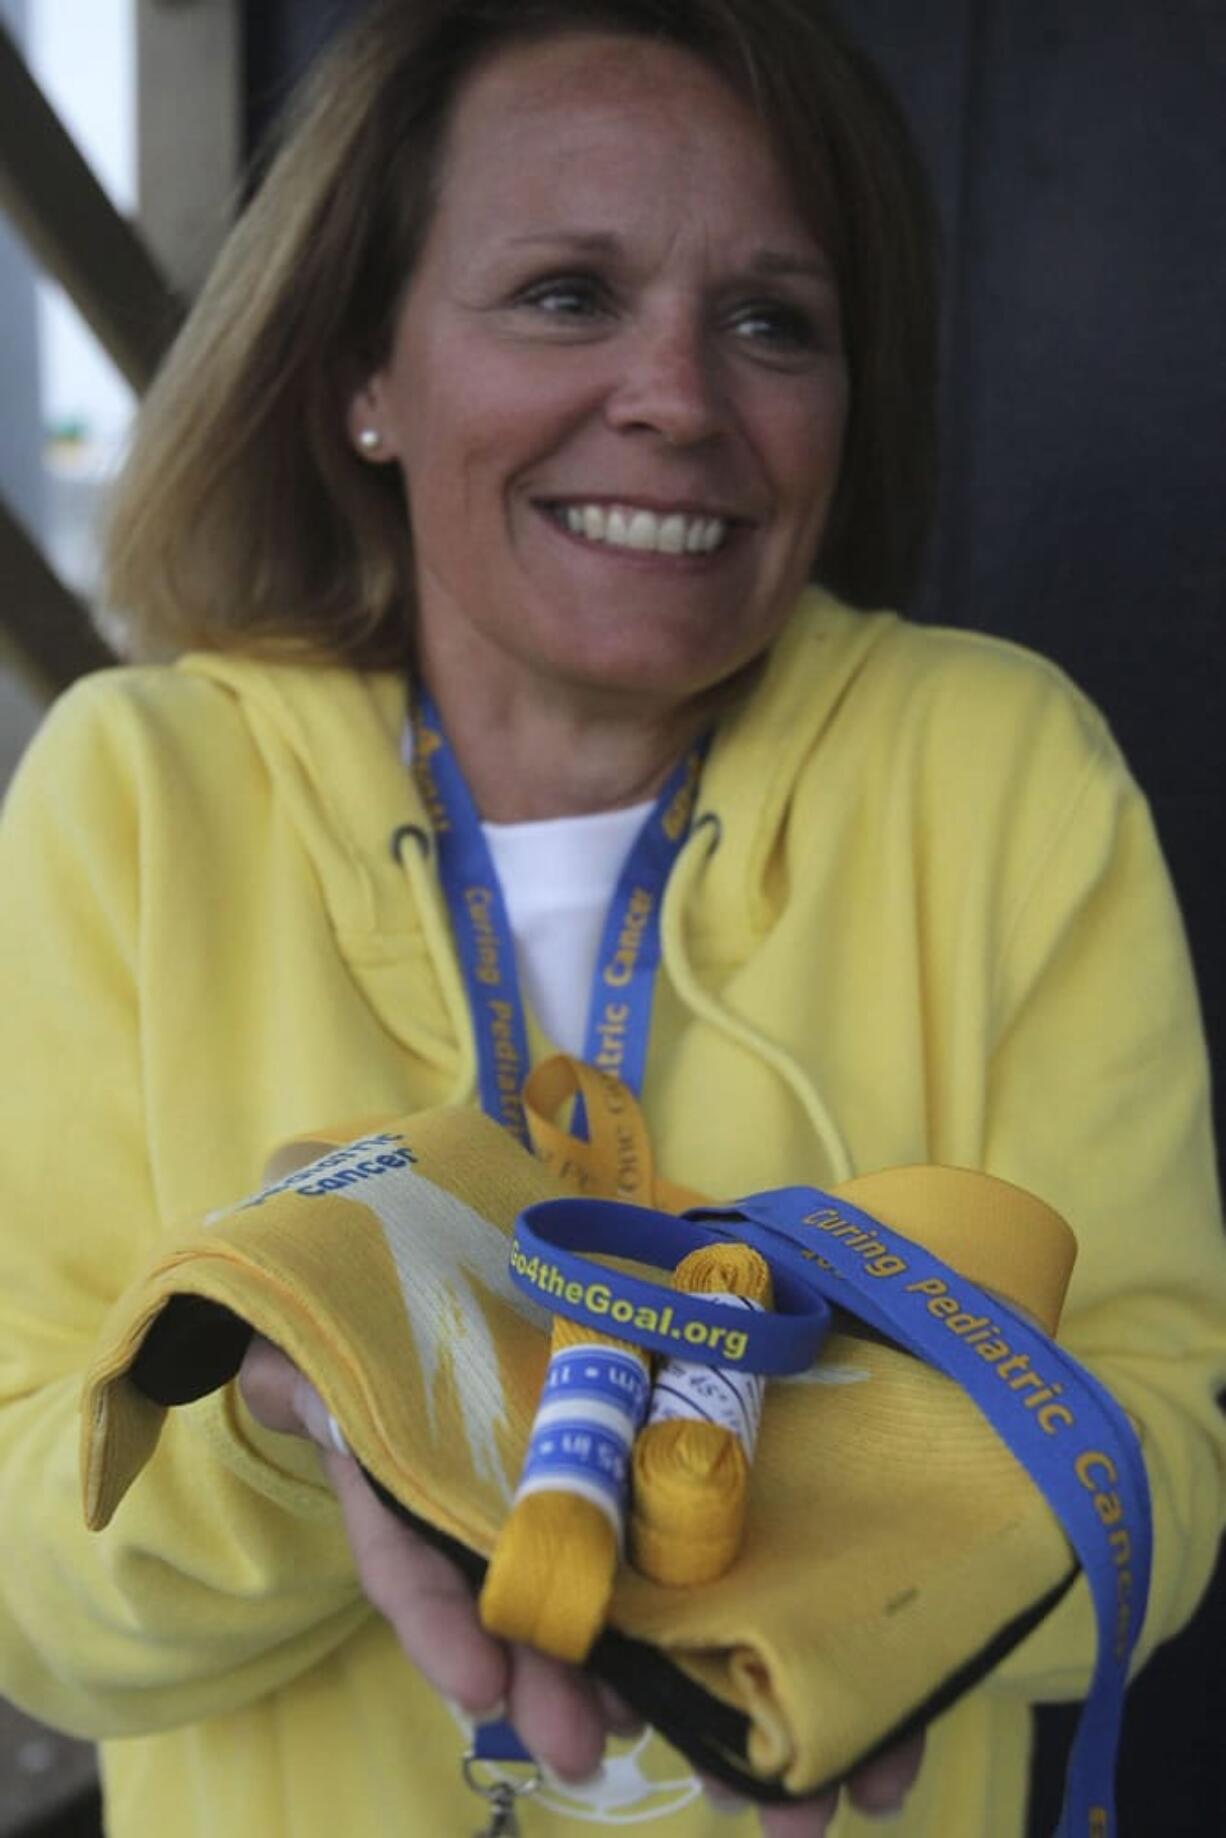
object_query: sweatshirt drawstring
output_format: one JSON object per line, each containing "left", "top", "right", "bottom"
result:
{"left": 662, "top": 817, "right": 856, "bottom": 1186}
{"left": 394, "top": 805, "right": 855, "bottom": 1188}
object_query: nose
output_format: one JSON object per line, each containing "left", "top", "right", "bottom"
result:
{"left": 604, "top": 309, "right": 727, "bottom": 447}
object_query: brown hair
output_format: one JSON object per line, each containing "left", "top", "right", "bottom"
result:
{"left": 103, "top": 0, "right": 940, "bottom": 666}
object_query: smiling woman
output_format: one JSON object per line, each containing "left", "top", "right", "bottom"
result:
{"left": 101, "top": 0, "right": 938, "bottom": 674}
{"left": 348, "top": 32, "right": 849, "bottom": 816}
{"left": 2, "top": 5, "right": 1224, "bottom": 1838}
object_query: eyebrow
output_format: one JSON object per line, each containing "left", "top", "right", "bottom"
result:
{"left": 503, "top": 231, "right": 836, "bottom": 285}
{"left": 750, "top": 250, "right": 836, "bottom": 285}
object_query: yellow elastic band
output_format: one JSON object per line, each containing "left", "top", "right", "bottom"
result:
{"left": 833, "top": 1164, "right": 1076, "bottom": 1336}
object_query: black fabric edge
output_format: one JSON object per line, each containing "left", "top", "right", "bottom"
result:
{"left": 124, "top": 1299, "right": 1084, "bottom": 1803}
{"left": 131, "top": 1297, "right": 253, "bottom": 1405}
{"left": 367, "top": 1472, "right": 1080, "bottom": 1804}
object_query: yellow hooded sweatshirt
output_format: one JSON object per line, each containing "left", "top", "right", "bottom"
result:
{"left": 1, "top": 591, "right": 1223, "bottom": 1837}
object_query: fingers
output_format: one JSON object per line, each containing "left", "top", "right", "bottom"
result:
{"left": 845, "top": 1732, "right": 925, "bottom": 1818}
{"left": 323, "top": 1453, "right": 626, "bottom": 1782}
{"left": 696, "top": 1777, "right": 839, "bottom": 1835}
{"left": 756, "top": 1796, "right": 840, "bottom": 1837}
{"left": 507, "top": 1642, "right": 609, "bottom": 1783}
{"left": 237, "top": 1334, "right": 305, "bottom": 1435}
{"left": 240, "top": 1344, "right": 643, "bottom": 1781}
{"left": 592, "top": 1677, "right": 647, "bottom": 1739}
{"left": 244, "top": 1351, "right": 920, "bottom": 1819}
{"left": 238, "top": 1337, "right": 346, "bottom": 1450}
{"left": 697, "top": 1728, "right": 924, "bottom": 1833}
{"left": 324, "top": 1448, "right": 509, "bottom": 1716}
{"left": 242, "top": 1352, "right": 675, "bottom": 1786}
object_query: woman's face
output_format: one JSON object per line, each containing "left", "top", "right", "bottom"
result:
{"left": 354, "top": 32, "right": 849, "bottom": 717}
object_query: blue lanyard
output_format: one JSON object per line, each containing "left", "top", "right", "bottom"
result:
{"left": 516, "top": 1187, "right": 1152, "bottom": 1836}
{"left": 412, "top": 692, "right": 708, "bottom": 1780}
{"left": 409, "top": 690, "right": 708, "bottom": 1143}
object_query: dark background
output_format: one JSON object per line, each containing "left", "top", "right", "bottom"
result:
{"left": 241, "top": 3, "right": 1225, "bottom": 1833}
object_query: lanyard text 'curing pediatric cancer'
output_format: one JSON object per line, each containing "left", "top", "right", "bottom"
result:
{"left": 409, "top": 689, "right": 708, "bottom": 1144}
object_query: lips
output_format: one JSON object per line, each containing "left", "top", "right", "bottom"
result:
{"left": 541, "top": 500, "right": 734, "bottom": 555}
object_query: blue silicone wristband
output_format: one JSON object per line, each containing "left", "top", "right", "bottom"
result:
{"left": 512, "top": 1197, "right": 830, "bottom": 1375}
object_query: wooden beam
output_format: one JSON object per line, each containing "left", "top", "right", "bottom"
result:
{"left": 136, "top": 0, "right": 242, "bottom": 298}
{"left": 0, "top": 19, "right": 183, "bottom": 392}
{"left": 0, "top": 498, "right": 116, "bottom": 698}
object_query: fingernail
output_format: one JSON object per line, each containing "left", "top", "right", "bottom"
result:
{"left": 292, "top": 1378, "right": 348, "bottom": 1453}
{"left": 701, "top": 1782, "right": 749, "bottom": 1815}
{"left": 444, "top": 1695, "right": 509, "bottom": 1726}
{"left": 542, "top": 1762, "right": 606, "bottom": 1792}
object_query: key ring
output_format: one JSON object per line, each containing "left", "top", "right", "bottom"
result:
{"left": 462, "top": 1753, "right": 543, "bottom": 1798}
{"left": 462, "top": 1750, "right": 542, "bottom": 1837}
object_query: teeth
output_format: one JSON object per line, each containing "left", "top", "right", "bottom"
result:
{"left": 554, "top": 503, "right": 728, "bottom": 555}
{"left": 658, "top": 514, "right": 687, "bottom": 554}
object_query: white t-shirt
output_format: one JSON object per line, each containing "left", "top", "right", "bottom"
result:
{"left": 482, "top": 800, "right": 654, "bottom": 1054}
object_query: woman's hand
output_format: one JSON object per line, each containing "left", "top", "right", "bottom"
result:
{"left": 699, "top": 1734, "right": 924, "bottom": 1833}
{"left": 238, "top": 1335, "right": 923, "bottom": 1828}
{"left": 238, "top": 1335, "right": 628, "bottom": 1778}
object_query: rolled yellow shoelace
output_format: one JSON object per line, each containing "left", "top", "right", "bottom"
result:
{"left": 478, "top": 1310, "right": 650, "bottom": 1662}
{"left": 483, "top": 1062, "right": 778, "bottom": 1651}
{"left": 631, "top": 1242, "right": 773, "bottom": 1586}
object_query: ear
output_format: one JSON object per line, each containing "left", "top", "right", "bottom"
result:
{"left": 346, "top": 376, "right": 393, "bottom": 463}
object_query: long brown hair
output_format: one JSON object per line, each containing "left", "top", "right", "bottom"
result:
{"left": 103, "top": 0, "right": 940, "bottom": 666}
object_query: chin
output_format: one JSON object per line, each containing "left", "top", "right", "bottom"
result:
{"left": 529, "top": 610, "right": 771, "bottom": 703}
{"left": 552, "top": 642, "right": 766, "bottom": 717}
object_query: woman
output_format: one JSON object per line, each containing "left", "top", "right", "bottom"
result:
{"left": 1, "top": 2, "right": 1223, "bottom": 1835}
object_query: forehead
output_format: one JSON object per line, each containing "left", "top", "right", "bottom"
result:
{"left": 429, "top": 31, "right": 812, "bottom": 247}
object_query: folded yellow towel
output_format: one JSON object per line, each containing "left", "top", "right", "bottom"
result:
{"left": 82, "top": 1102, "right": 1079, "bottom": 1800}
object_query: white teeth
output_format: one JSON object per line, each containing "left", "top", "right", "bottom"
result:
{"left": 658, "top": 514, "right": 688, "bottom": 554}
{"left": 627, "top": 510, "right": 657, "bottom": 551}
{"left": 554, "top": 503, "right": 729, "bottom": 555}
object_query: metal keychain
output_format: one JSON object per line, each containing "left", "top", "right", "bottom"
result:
{"left": 463, "top": 1750, "right": 541, "bottom": 1838}
{"left": 471, "top": 1781, "right": 518, "bottom": 1837}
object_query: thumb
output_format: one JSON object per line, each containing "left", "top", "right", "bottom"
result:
{"left": 291, "top": 1373, "right": 350, "bottom": 1454}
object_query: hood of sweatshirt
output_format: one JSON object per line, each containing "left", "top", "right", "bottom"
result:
{"left": 179, "top": 589, "right": 897, "bottom": 1157}
{"left": 181, "top": 590, "right": 891, "bottom": 946}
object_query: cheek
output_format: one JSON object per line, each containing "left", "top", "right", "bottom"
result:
{"left": 745, "top": 372, "right": 848, "bottom": 505}
{"left": 402, "top": 375, "right": 557, "bottom": 518}
{"left": 398, "top": 398, "right": 510, "bottom": 550}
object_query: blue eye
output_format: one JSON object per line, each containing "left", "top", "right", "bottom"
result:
{"left": 517, "top": 275, "right": 606, "bottom": 317}
{"left": 730, "top": 301, "right": 821, "bottom": 352}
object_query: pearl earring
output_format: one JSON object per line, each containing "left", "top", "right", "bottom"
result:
{"left": 357, "top": 427, "right": 382, "bottom": 454}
